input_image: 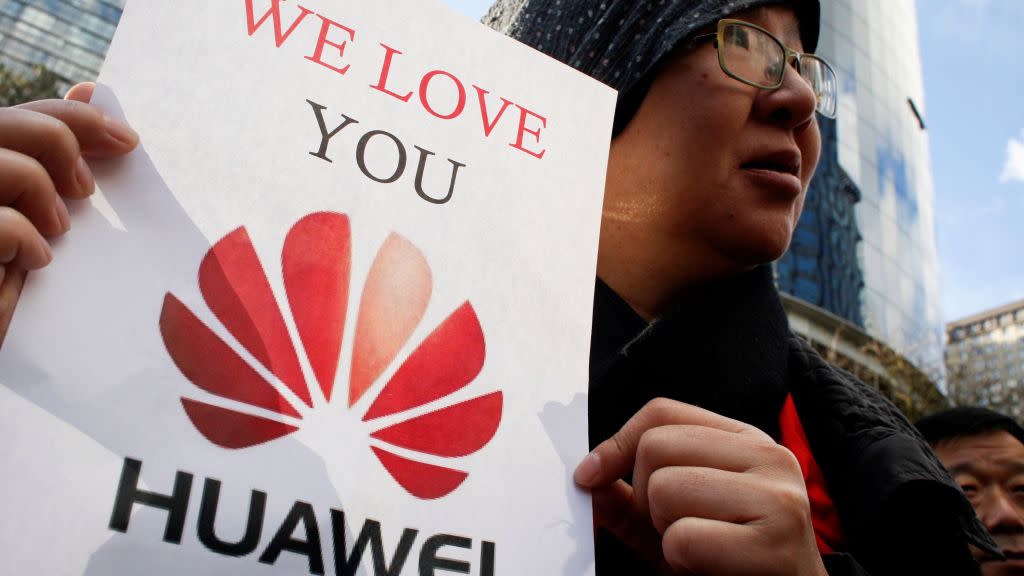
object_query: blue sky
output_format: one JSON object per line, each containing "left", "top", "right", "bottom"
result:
{"left": 917, "top": 0, "right": 1023, "bottom": 321}
{"left": 442, "top": 0, "right": 1022, "bottom": 323}
{"left": 441, "top": 0, "right": 490, "bottom": 19}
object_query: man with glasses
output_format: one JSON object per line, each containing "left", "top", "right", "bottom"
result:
{"left": 484, "top": 0, "right": 994, "bottom": 574}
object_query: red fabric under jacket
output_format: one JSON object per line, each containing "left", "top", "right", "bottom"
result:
{"left": 779, "top": 394, "right": 845, "bottom": 555}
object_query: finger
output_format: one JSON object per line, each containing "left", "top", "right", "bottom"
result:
{"left": 575, "top": 398, "right": 772, "bottom": 488}
{"left": 65, "top": 82, "right": 95, "bottom": 103}
{"left": 663, "top": 517, "right": 824, "bottom": 576}
{"left": 0, "top": 266, "right": 28, "bottom": 349}
{"left": 663, "top": 517, "right": 762, "bottom": 575}
{"left": 632, "top": 425, "right": 795, "bottom": 519}
{"left": 0, "top": 207, "right": 53, "bottom": 269}
{"left": 15, "top": 97, "right": 138, "bottom": 159}
{"left": 591, "top": 480, "right": 665, "bottom": 567}
{"left": 0, "top": 107, "right": 90, "bottom": 199}
{"left": 646, "top": 466, "right": 804, "bottom": 534}
{"left": 0, "top": 148, "right": 69, "bottom": 236}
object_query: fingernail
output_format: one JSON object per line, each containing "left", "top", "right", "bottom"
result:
{"left": 75, "top": 157, "right": 94, "bottom": 197}
{"left": 574, "top": 451, "right": 602, "bottom": 487}
{"left": 38, "top": 237, "right": 53, "bottom": 266}
{"left": 105, "top": 115, "right": 139, "bottom": 147}
{"left": 54, "top": 196, "right": 71, "bottom": 232}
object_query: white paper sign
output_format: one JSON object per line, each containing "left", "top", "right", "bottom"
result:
{"left": 0, "top": 1, "right": 616, "bottom": 575}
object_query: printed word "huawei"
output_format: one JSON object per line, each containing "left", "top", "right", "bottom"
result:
{"left": 108, "top": 458, "right": 498, "bottom": 575}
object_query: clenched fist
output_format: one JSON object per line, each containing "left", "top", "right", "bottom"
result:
{"left": 575, "top": 398, "right": 827, "bottom": 576}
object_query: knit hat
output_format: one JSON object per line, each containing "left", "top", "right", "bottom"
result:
{"left": 483, "top": 0, "right": 821, "bottom": 135}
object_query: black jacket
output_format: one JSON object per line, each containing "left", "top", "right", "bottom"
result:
{"left": 589, "top": 265, "right": 998, "bottom": 575}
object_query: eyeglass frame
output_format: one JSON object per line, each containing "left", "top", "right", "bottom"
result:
{"left": 691, "top": 18, "right": 839, "bottom": 119}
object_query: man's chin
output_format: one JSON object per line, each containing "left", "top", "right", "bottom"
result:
{"left": 706, "top": 229, "right": 792, "bottom": 271}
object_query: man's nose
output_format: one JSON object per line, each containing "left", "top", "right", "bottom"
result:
{"left": 981, "top": 488, "right": 1024, "bottom": 534}
{"left": 753, "top": 61, "right": 818, "bottom": 130}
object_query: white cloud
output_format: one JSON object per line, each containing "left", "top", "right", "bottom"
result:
{"left": 1000, "top": 130, "right": 1024, "bottom": 184}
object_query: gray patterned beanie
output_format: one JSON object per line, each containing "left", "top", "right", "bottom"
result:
{"left": 483, "top": 0, "right": 820, "bottom": 135}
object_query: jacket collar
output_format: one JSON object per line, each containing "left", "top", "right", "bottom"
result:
{"left": 589, "top": 264, "right": 792, "bottom": 444}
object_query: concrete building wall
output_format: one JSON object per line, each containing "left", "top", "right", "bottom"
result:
{"left": 946, "top": 300, "right": 1024, "bottom": 423}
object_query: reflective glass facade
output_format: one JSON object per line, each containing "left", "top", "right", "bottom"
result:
{"left": 778, "top": 0, "right": 944, "bottom": 383}
{"left": 0, "top": 0, "right": 125, "bottom": 84}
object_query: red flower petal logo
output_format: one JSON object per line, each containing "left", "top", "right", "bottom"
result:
{"left": 159, "top": 212, "right": 501, "bottom": 499}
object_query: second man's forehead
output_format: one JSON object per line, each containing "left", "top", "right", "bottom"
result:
{"left": 949, "top": 460, "right": 1024, "bottom": 474}
{"left": 939, "top": 432, "right": 1024, "bottom": 474}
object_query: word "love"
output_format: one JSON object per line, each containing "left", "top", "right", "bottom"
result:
{"left": 245, "top": 0, "right": 549, "bottom": 160}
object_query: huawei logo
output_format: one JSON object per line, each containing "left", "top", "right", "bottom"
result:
{"left": 159, "top": 212, "right": 501, "bottom": 499}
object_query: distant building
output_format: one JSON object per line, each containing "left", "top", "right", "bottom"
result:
{"left": 776, "top": 0, "right": 946, "bottom": 418}
{"left": 945, "top": 300, "right": 1024, "bottom": 424}
{"left": 0, "top": 0, "right": 125, "bottom": 87}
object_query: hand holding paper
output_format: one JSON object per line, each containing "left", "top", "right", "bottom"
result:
{"left": 575, "top": 398, "right": 829, "bottom": 576}
{"left": 0, "top": 83, "right": 138, "bottom": 345}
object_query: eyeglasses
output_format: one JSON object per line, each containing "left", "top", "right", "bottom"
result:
{"left": 692, "top": 19, "right": 838, "bottom": 119}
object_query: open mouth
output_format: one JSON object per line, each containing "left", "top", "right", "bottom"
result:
{"left": 741, "top": 151, "right": 801, "bottom": 177}
{"left": 980, "top": 550, "right": 1024, "bottom": 564}
{"left": 1004, "top": 551, "right": 1024, "bottom": 560}
{"left": 739, "top": 150, "right": 803, "bottom": 199}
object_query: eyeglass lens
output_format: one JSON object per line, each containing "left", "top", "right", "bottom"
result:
{"left": 720, "top": 22, "right": 837, "bottom": 117}
{"left": 721, "top": 25, "right": 784, "bottom": 88}
{"left": 800, "top": 56, "right": 837, "bottom": 117}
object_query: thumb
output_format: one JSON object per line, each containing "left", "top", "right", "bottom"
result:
{"left": 65, "top": 82, "right": 95, "bottom": 103}
{"left": 591, "top": 480, "right": 666, "bottom": 569}
{"left": 573, "top": 425, "right": 647, "bottom": 489}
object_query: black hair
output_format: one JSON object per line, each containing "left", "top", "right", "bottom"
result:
{"left": 916, "top": 406, "right": 1024, "bottom": 448}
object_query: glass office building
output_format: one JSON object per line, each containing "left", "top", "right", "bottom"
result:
{"left": 777, "top": 1, "right": 945, "bottom": 398}
{"left": 0, "top": 0, "right": 125, "bottom": 85}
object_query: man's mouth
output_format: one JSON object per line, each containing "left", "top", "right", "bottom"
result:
{"left": 740, "top": 150, "right": 801, "bottom": 178}
{"left": 979, "top": 548, "right": 1024, "bottom": 564}
{"left": 739, "top": 149, "right": 803, "bottom": 199}
{"left": 1003, "top": 550, "right": 1024, "bottom": 560}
